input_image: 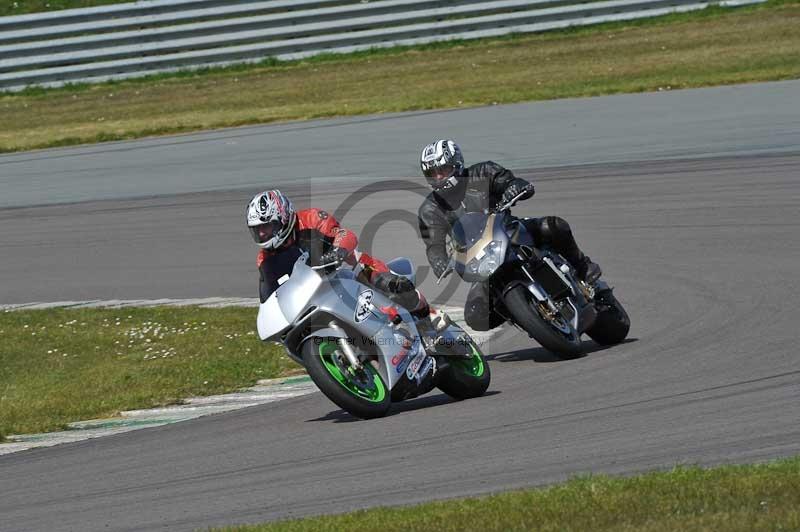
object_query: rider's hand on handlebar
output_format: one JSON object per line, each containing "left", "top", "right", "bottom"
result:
{"left": 432, "top": 258, "right": 450, "bottom": 279}
{"left": 375, "top": 272, "right": 415, "bottom": 294}
{"left": 320, "top": 246, "right": 349, "bottom": 266}
{"left": 501, "top": 182, "right": 535, "bottom": 207}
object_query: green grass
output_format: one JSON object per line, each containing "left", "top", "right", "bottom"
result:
{"left": 0, "top": 307, "right": 301, "bottom": 441}
{"left": 218, "top": 458, "right": 800, "bottom": 532}
{"left": 0, "top": 0, "right": 353, "bottom": 16}
{"left": 0, "top": 0, "right": 131, "bottom": 17}
{"left": 1, "top": 0, "right": 799, "bottom": 153}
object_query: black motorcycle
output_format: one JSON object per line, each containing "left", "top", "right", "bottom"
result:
{"left": 438, "top": 193, "right": 630, "bottom": 357}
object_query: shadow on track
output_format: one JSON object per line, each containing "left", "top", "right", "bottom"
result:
{"left": 307, "top": 391, "right": 502, "bottom": 423}
{"left": 488, "top": 338, "right": 638, "bottom": 364}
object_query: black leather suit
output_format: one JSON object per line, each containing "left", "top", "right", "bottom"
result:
{"left": 418, "top": 162, "right": 590, "bottom": 331}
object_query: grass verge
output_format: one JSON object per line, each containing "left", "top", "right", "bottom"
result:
{"left": 0, "top": 0, "right": 125, "bottom": 18}
{"left": 0, "top": 307, "right": 299, "bottom": 441}
{"left": 1, "top": 0, "right": 799, "bottom": 153}
{"left": 218, "top": 457, "right": 800, "bottom": 532}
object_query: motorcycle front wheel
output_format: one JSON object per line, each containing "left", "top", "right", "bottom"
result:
{"left": 436, "top": 336, "right": 491, "bottom": 400}
{"left": 302, "top": 338, "right": 391, "bottom": 419}
{"left": 503, "top": 285, "right": 583, "bottom": 358}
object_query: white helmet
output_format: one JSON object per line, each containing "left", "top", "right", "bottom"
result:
{"left": 420, "top": 139, "right": 465, "bottom": 190}
{"left": 246, "top": 189, "right": 297, "bottom": 250}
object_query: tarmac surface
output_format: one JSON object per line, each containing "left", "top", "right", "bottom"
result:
{"left": 0, "top": 81, "right": 798, "bottom": 531}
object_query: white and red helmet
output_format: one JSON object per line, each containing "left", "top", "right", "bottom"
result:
{"left": 246, "top": 189, "right": 297, "bottom": 250}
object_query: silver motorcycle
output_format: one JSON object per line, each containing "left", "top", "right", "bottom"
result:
{"left": 438, "top": 192, "right": 630, "bottom": 358}
{"left": 258, "top": 252, "right": 490, "bottom": 419}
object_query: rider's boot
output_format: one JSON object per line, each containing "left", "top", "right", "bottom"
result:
{"left": 574, "top": 254, "right": 602, "bottom": 285}
{"left": 557, "top": 234, "right": 601, "bottom": 284}
{"left": 412, "top": 299, "right": 457, "bottom": 353}
{"left": 430, "top": 307, "right": 452, "bottom": 334}
{"left": 537, "top": 216, "right": 602, "bottom": 284}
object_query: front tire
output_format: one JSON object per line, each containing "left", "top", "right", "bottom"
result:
{"left": 437, "top": 337, "right": 491, "bottom": 400}
{"left": 503, "top": 285, "right": 583, "bottom": 358}
{"left": 302, "top": 338, "right": 391, "bottom": 419}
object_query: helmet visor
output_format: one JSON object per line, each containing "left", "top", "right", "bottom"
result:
{"left": 250, "top": 221, "right": 283, "bottom": 245}
{"left": 429, "top": 174, "right": 459, "bottom": 193}
{"left": 430, "top": 164, "right": 456, "bottom": 181}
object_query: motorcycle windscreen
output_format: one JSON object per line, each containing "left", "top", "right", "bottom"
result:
{"left": 451, "top": 212, "right": 490, "bottom": 252}
{"left": 257, "top": 295, "right": 291, "bottom": 341}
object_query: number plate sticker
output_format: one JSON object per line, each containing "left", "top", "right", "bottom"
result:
{"left": 354, "top": 289, "right": 374, "bottom": 322}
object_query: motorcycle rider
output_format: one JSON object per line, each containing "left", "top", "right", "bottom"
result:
{"left": 247, "top": 189, "right": 430, "bottom": 319}
{"left": 417, "top": 139, "right": 602, "bottom": 331}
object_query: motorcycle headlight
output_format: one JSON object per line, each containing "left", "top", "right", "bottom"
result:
{"left": 486, "top": 240, "right": 502, "bottom": 254}
{"left": 478, "top": 256, "right": 500, "bottom": 276}
{"left": 469, "top": 240, "right": 504, "bottom": 277}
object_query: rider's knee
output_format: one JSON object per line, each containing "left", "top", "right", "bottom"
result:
{"left": 464, "top": 296, "right": 503, "bottom": 331}
{"left": 542, "top": 216, "right": 573, "bottom": 241}
{"left": 464, "top": 301, "right": 490, "bottom": 331}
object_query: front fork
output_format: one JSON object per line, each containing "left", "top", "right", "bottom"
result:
{"left": 519, "top": 262, "right": 562, "bottom": 317}
{"left": 496, "top": 254, "right": 596, "bottom": 333}
{"left": 328, "top": 320, "right": 363, "bottom": 371}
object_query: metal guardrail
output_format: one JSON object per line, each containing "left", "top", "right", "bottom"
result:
{"left": 0, "top": 0, "right": 763, "bottom": 91}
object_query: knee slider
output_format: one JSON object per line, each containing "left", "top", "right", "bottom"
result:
{"left": 546, "top": 216, "right": 573, "bottom": 240}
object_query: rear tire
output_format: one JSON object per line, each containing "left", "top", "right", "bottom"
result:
{"left": 437, "top": 337, "right": 491, "bottom": 400}
{"left": 503, "top": 285, "right": 583, "bottom": 358}
{"left": 586, "top": 290, "right": 630, "bottom": 346}
{"left": 302, "top": 338, "right": 391, "bottom": 419}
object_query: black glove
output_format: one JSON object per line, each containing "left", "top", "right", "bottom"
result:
{"left": 501, "top": 182, "right": 535, "bottom": 206}
{"left": 431, "top": 257, "right": 449, "bottom": 279}
{"left": 374, "top": 272, "right": 415, "bottom": 294}
{"left": 320, "top": 246, "right": 349, "bottom": 266}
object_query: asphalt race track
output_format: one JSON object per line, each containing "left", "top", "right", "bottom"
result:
{"left": 1, "top": 81, "right": 799, "bottom": 531}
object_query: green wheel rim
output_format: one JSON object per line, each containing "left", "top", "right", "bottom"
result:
{"left": 318, "top": 341, "right": 386, "bottom": 403}
{"left": 452, "top": 342, "right": 485, "bottom": 377}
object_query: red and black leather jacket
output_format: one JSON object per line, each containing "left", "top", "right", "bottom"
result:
{"left": 257, "top": 208, "right": 388, "bottom": 302}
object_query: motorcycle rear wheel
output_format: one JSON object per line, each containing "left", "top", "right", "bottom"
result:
{"left": 303, "top": 338, "right": 391, "bottom": 419}
{"left": 586, "top": 290, "right": 630, "bottom": 346}
{"left": 503, "top": 285, "right": 583, "bottom": 358}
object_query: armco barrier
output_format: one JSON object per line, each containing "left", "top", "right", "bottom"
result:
{"left": 0, "top": 0, "right": 763, "bottom": 91}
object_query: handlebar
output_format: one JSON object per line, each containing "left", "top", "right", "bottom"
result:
{"left": 311, "top": 260, "right": 342, "bottom": 271}
{"left": 493, "top": 191, "right": 528, "bottom": 214}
